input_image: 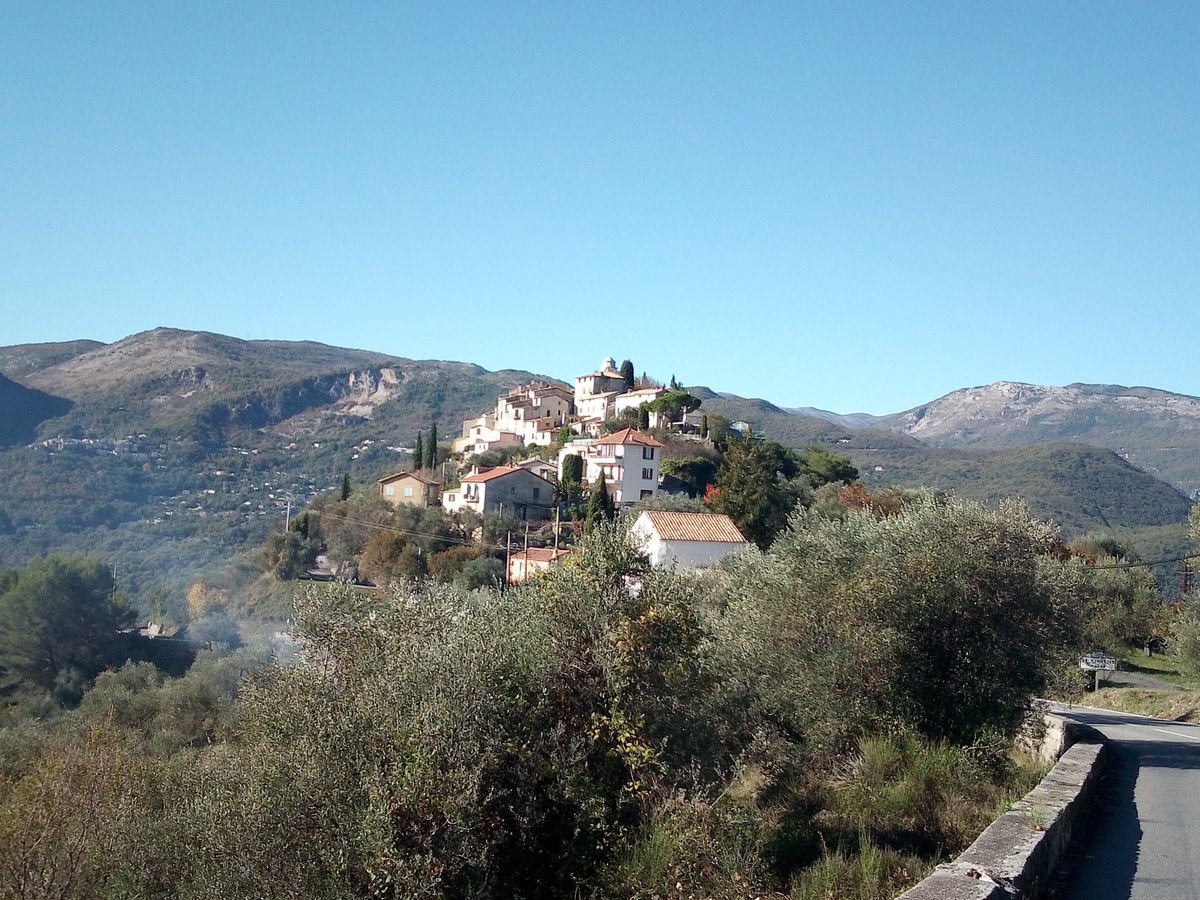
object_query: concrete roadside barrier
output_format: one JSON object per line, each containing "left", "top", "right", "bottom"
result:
{"left": 895, "top": 717, "right": 1107, "bottom": 899}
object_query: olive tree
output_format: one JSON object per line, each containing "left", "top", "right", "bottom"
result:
{"left": 712, "top": 496, "right": 1082, "bottom": 751}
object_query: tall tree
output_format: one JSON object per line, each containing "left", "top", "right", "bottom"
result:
{"left": 707, "top": 436, "right": 805, "bottom": 549}
{"left": 427, "top": 424, "right": 439, "bottom": 471}
{"left": 561, "top": 454, "right": 584, "bottom": 487}
{"left": 647, "top": 390, "right": 701, "bottom": 420}
{"left": 585, "top": 472, "right": 615, "bottom": 532}
{"left": 619, "top": 359, "right": 635, "bottom": 391}
{"left": 340, "top": 473, "right": 351, "bottom": 501}
{"left": 413, "top": 431, "right": 424, "bottom": 471}
{"left": 0, "top": 555, "right": 138, "bottom": 706}
{"left": 798, "top": 446, "right": 858, "bottom": 488}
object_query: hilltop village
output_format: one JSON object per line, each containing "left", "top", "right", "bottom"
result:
{"left": 372, "top": 356, "right": 752, "bottom": 580}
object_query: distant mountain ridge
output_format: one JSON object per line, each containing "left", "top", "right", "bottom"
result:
{"left": 8, "top": 327, "right": 551, "bottom": 439}
{"left": 5, "top": 333, "right": 1199, "bottom": 500}
{"left": 0, "top": 329, "right": 1194, "bottom": 600}
{"left": 706, "top": 380, "right": 1200, "bottom": 499}
{"left": 869, "top": 381, "right": 1200, "bottom": 497}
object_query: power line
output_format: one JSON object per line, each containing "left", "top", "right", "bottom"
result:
{"left": 1080, "top": 550, "right": 1200, "bottom": 571}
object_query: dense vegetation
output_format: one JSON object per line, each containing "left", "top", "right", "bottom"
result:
{"left": 1, "top": 486, "right": 1173, "bottom": 899}
{"left": 0, "top": 374, "right": 73, "bottom": 448}
{"left": 3, "top": 331, "right": 1197, "bottom": 898}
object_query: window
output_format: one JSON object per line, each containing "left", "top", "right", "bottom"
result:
{"left": 384, "top": 485, "right": 394, "bottom": 496}
{"left": 642, "top": 447, "right": 654, "bottom": 460}
{"left": 403, "top": 486, "right": 414, "bottom": 497}
{"left": 642, "top": 468, "right": 654, "bottom": 480}
{"left": 641, "top": 489, "right": 653, "bottom": 499}
{"left": 533, "top": 487, "right": 540, "bottom": 499}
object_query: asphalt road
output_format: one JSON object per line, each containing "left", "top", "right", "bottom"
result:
{"left": 1054, "top": 704, "right": 1200, "bottom": 900}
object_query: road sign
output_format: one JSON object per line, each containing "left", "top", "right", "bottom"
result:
{"left": 1080, "top": 654, "right": 1117, "bottom": 671}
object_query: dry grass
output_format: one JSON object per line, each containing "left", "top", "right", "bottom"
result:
{"left": 1086, "top": 687, "right": 1200, "bottom": 722}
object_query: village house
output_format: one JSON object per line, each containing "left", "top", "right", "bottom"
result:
{"left": 496, "top": 382, "right": 574, "bottom": 446}
{"left": 573, "top": 357, "right": 627, "bottom": 422}
{"left": 440, "top": 466, "right": 555, "bottom": 520}
{"left": 630, "top": 510, "right": 748, "bottom": 569}
{"left": 558, "top": 427, "right": 663, "bottom": 505}
{"left": 454, "top": 383, "right": 573, "bottom": 454}
{"left": 453, "top": 413, "right": 496, "bottom": 453}
{"left": 513, "top": 457, "right": 558, "bottom": 481}
{"left": 377, "top": 471, "right": 440, "bottom": 508}
{"left": 454, "top": 356, "right": 683, "bottom": 458}
{"left": 613, "top": 386, "right": 668, "bottom": 424}
{"left": 507, "top": 546, "right": 573, "bottom": 584}
{"left": 454, "top": 425, "right": 525, "bottom": 456}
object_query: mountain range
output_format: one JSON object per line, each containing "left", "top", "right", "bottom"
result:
{"left": 0, "top": 328, "right": 1194, "bottom": 599}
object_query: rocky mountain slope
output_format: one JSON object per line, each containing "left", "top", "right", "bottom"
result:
{"left": 0, "top": 328, "right": 551, "bottom": 601}
{"left": 12, "top": 328, "right": 548, "bottom": 439}
{"left": 870, "top": 381, "right": 1200, "bottom": 497}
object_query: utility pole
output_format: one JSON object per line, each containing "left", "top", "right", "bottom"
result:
{"left": 504, "top": 531, "right": 513, "bottom": 588}
{"left": 1181, "top": 560, "right": 1194, "bottom": 599}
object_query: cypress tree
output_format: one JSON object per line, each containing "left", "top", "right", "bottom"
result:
{"left": 413, "top": 431, "right": 424, "bottom": 470}
{"left": 619, "top": 359, "right": 635, "bottom": 391}
{"left": 585, "top": 472, "right": 615, "bottom": 532}
{"left": 427, "top": 424, "right": 438, "bottom": 470}
{"left": 340, "top": 473, "right": 351, "bottom": 501}
{"left": 562, "top": 454, "right": 583, "bottom": 486}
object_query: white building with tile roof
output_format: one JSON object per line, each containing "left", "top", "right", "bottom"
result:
{"left": 630, "top": 510, "right": 748, "bottom": 569}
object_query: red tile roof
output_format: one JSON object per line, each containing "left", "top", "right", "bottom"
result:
{"left": 461, "top": 465, "right": 527, "bottom": 484}
{"left": 638, "top": 510, "right": 747, "bottom": 543}
{"left": 378, "top": 471, "right": 441, "bottom": 486}
{"left": 596, "top": 427, "right": 664, "bottom": 447}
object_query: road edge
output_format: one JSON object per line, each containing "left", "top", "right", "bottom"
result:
{"left": 895, "top": 716, "right": 1107, "bottom": 899}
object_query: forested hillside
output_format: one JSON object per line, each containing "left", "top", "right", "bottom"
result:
{"left": 0, "top": 373, "right": 72, "bottom": 448}
{"left": 0, "top": 329, "right": 549, "bottom": 603}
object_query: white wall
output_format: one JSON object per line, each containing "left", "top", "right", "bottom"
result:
{"left": 643, "top": 536, "right": 745, "bottom": 569}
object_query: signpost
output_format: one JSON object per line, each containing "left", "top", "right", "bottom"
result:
{"left": 1080, "top": 651, "right": 1118, "bottom": 691}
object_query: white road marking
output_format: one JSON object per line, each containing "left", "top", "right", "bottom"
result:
{"left": 1156, "top": 728, "right": 1200, "bottom": 742}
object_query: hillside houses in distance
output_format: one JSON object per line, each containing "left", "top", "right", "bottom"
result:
{"left": 452, "top": 357, "right": 675, "bottom": 455}
{"left": 379, "top": 355, "right": 712, "bottom": 518}
{"left": 557, "top": 428, "right": 663, "bottom": 505}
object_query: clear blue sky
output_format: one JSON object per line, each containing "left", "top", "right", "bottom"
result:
{"left": 2, "top": 2, "right": 1196, "bottom": 414}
